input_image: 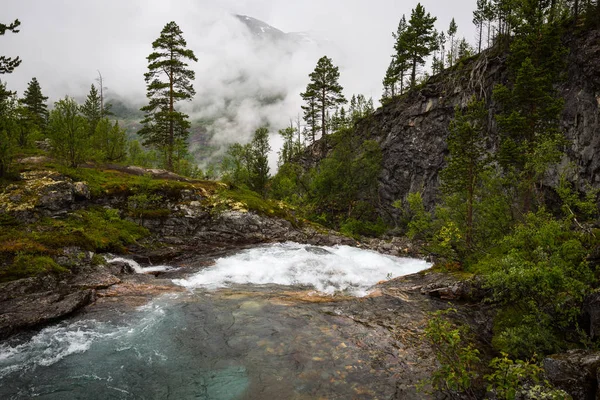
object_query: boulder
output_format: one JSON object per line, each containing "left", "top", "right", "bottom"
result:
{"left": 73, "top": 181, "right": 91, "bottom": 200}
{"left": 0, "top": 287, "right": 94, "bottom": 340}
{"left": 543, "top": 349, "right": 600, "bottom": 400}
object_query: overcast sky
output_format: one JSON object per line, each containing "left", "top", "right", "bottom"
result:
{"left": 2, "top": 0, "right": 477, "bottom": 166}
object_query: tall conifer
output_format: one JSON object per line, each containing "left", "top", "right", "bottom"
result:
{"left": 399, "top": 4, "right": 438, "bottom": 88}
{"left": 80, "top": 84, "right": 102, "bottom": 137}
{"left": 21, "top": 77, "right": 49, "bottom": 132}
{"left": 301, "top": 56, "right": 346, "bottom": 141}
{"left": 139, "top": 21, "right": 198, "bottom": 171}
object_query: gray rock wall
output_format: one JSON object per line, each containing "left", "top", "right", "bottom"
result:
{"left": 352, "top": 28, "right": 600, "bottom": 221}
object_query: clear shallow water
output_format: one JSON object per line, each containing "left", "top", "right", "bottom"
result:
{"left": 0, "top": 243, "right": 431, "bottom": 399}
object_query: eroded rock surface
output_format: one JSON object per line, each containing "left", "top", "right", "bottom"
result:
{"left": 544, "top": 349, "right": 600, "bottom": 400}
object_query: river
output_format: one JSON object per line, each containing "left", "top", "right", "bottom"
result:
{"left": 0, "top": 243, "right": 430, "bottom": 399}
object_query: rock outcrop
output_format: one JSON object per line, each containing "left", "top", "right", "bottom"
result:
{"left": 350, "top": 28, "right": 599, "bottom": 218}
{"left": 544, "top": 349, "right": 600, "bottom": 399}
{"left": 0, "top": 168, "right": 357, "bottom": 339}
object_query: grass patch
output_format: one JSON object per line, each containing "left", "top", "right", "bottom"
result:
{"left": 38, "top": 163, "right": 219, "bottom": 199}
{"left": 0, "top": 208, "right": 149, "bottom": 282}
{"left": 216, "top": 186, "right": 300, "bottom": 226}
{"left": 0, "top": 254, "right": 68, "bottom": 283}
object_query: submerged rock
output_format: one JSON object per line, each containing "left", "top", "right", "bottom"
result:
{"left": 304, "top": 246, "right": 332, "bottom": 255}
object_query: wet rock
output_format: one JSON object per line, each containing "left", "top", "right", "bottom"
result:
{"left": 55, "top": 247, "right": 95, "bottom": 269}
{"left": 106, "top": 260, "right": 137, "bottom": 274}
{"left": 543, "top": 349, "right": 600, "bottom": 400}
{"left": 70, "top": 267, "right": 120, "bottom": 289}
{"left": 37, "top": 180, "right": 74, "bottom": 210}
{"left": 382, "top": 270, "right": 486, "bottom": 303}
{"left": 304, "top": 246, "right": 333, "bottom": 255}
{"left": 0, "top": 287, "right": 94, "bottom": 340}
{"left": 0, "top": 275, "right": 60, "bottom": 302}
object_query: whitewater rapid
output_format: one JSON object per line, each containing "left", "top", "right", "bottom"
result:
{"left": 173, "top": 242, "right": 430, "bottom": 296}
{"left": 0, "top": 243, "right": 432, "bottom": 398}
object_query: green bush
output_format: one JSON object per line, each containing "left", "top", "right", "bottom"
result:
{"left": 477, "top": 209, "right": 595, "bottom": 358}
{"left": 394, "top": 192, "right": 433, "bottom": 240}
{"left": 485, "top": 353, "right": 569, "bottom": 400}
{"left": 339, "top": 217, "right": 387, "bottom": 239}
{"left": 420, "top": 309, "right": 481, "bottom": 399}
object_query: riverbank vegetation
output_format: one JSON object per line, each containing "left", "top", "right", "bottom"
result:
{"left": 1, "top": 1, "right": 600, "bottom": 397}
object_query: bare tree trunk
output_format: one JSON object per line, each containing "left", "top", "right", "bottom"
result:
{"left": 411, "top": 53, "right": 417, "bottom": 88}
{"left": 168, "top": 50, "right": 174, "bottom": 171}
{"left": 478, "top": 21, "right": 483, "bottom": 53}
{"left": 321, "top": 87, "right": 326, "bottom": 140}
{"left": 97, "top": 70, "right": 104, "bottom": 117}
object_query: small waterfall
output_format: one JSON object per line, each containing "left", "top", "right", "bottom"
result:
{"left": 105, "top": 257, "right": 175, "bottom": 274}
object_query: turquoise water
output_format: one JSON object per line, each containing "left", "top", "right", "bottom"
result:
{"left": 0, "top": 244, "right": 430, "bottom": 399}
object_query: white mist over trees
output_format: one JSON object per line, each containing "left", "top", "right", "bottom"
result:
{"left": 2, "top": 0, "right": 478, "bottom": 170}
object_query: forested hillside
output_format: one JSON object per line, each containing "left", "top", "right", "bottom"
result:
{"left": 2, "top": 1, "right": 600, "bottom": 397}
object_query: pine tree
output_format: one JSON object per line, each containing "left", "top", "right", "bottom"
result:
{"left": 382, "top": 57, "right": 398, "bottom": 101}
{"left": 139, "top": 21, "right": 198, "bottom": 172}
{"left": 249, "top": 126, "right": 271, "bottom": 197}
{"left": 301, "top": 56, "right": 346, "bottom": 141}
{"left": 440, "top": 98, "right": 489, "bottom": 249}
{"left": 447, "top": 18, "right": 458, "bottom": 67}
{"left": 392, "top": 15, "right": 410, "bottom": 95}
{"left": 432, "top": 31, "right": 446, "bottom": 74}
{"left": 349, "top": 94, "right": 374, "bottom": 124}
{"left": 0, "top": 82, "right": 17, "bottom": 176}
{"left": 485, "top": 1, "right": 496, "bottom": 48}
{"left": 301, "top": 89, "right": 319, "bottom": 143}
{"left": 456, "top": 38, "right": 474, "bottom": 61}
{"left": 473, "top": 0, "right": 487, "bottom": 52}
{"left": 21, "top": 77, "right": 49, "bottom": 132}
{"left": 399, "top": 3, "right": 438, "bottom": 88}
{"left": 0, "top": 20, "right": 21, "bottom": 74}
{"left": 80, "top": 84, "right": 102, "bottom": 137}
{"left": 278, "top": 125, "right": 298, "bottom": 167}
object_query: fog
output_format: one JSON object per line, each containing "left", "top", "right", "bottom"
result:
{"left": 2, "top": 0, "right": 477, "bottom": 168}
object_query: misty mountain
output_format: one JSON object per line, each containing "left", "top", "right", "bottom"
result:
{"left": 236, "top": 15, "right": 287, "bottom": 41}
{"left": 236, "top": 14, "right": 318, "bottom": 46}
{"left": 105, "top": 14, "right": 327, "bottom": 169}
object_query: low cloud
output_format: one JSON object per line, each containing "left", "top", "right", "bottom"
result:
{"left": 2, "top": 0, "right": 477, "bottom": 169}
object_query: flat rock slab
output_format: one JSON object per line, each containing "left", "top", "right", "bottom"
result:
{"left": 0, "top": 289, "right": 93, "bottom": 339}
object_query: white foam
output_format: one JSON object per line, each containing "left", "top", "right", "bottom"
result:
{"left": 173, "top": 242, "right": 430, "bottom": 296}
{"left": 0, "top": 321, "right": 110, "bottom": 379}
{"left": 0, "top": 298, "right": 173, "bottom": 379}
{"left": 106, "top": 257, "right": 175, "bottom": 274}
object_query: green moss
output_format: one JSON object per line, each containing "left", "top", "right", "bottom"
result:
{"left": 0, "top": 254, "right": 68, "bottom": 282}
{"left": 0, "top": 208, "right": 149, "bottom": 282}
{"left": 44, "top": 163, "right": 218, "bottom": 199}
{"left": 34, "top": 208, "right": 149, "bottom": 252}
{"left": 216, "top": 186, "right": 300, "bottom": 226}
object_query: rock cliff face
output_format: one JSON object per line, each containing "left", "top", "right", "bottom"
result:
{"left": 353, "top": 28, "right": 600, "bottom": 219}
